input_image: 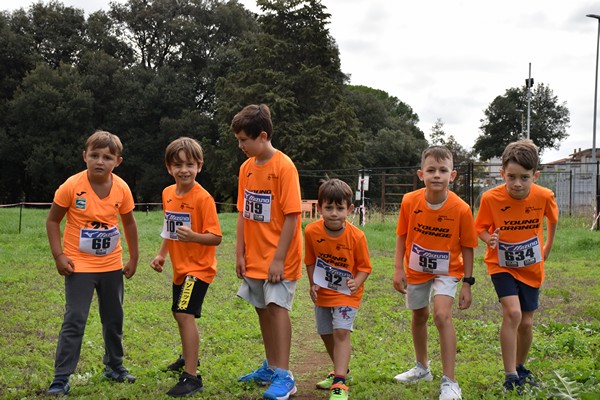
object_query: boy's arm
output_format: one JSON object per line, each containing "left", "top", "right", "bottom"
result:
{"left": 458, "top": 246, "right": 475, "bottom": 310}
{"left": 478, "top": 227, "right": 501, "bottom": 249}
{"left": 393, "top": 234, "right": 407, "bottom": 294}
{"left": 544, "top": 221, "right": 558, "bottom": 260}
{"left": 120, "top": 211, "right": 139, "bottom": 279}
{"left": 268, "top": 213, "right": 299, "bottom": 283}
{"left": 46, "top": 203, "right": 74, "bottom": 276}
{"left": 150, "top": 239, "right": 168, "bottom": 273}
{"left": 347, "top": 271, "right": 370, "bottom": 295}
{"left": 306, "top": 263, "right": 319, "bottom": 302}
{"left": 235, "top": 212, "right": 246, "bottom": 279}
{"left": 175, "top": 226, "right": 222, "bottom": 246}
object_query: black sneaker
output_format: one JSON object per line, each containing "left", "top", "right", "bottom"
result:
{"left": 503, "top": 375, "right": 525, "bottom": 394}
{"left": 517, "top": 364, "right": 539, "bottom": 387}
{"left": 166, "top": 355, "right": 201, "bottom": 372}
{"left": 47, "top": 376, "right": 70, "bottom": 396}
{"left": 103, "top": 365, "right": 137, "bottom": 383}
{"left": 166, "top": 372, "right": 204, "bottom": 397}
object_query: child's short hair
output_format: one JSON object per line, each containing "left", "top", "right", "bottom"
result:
{"left": 501, "top": 139, "right": 539, "bottom": 171}
{"left": 86, "top": 130, "right": 123, "bottom": 157}
{"left": 318, "top": 178, "right": 353, "bottom": 207}
{"left": 164, "top": 137, "right": 204, "bottom": 166}
{"left": 421, "top": 145, "right": 453, "bottom": 167}
{"left": 231, "top": 104, "right": 273, "bottom": 139}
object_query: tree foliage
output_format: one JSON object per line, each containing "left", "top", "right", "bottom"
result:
{"left": 429, "top": 118, "right": 475, "bottom": 165}
{"left": 474, "top": 84, "right": 570, "bottom": 160}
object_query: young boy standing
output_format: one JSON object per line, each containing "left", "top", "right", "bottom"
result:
{"left": 305, "top": 178, "right": 372, "bottom": 400}
{"left": 150, "top": 137, "right": 222, "bottom": 397}
{"left": 232, "top": 104, "right": 302, "bottom": 400}
{"left": 46, "top": 131, "right": 139, "bottom": 396}
{"left": 393, "top": 146, "right": 478, "bottom": 400}
{"left": 475, "top": 139, "right": 558, "bottom": 392}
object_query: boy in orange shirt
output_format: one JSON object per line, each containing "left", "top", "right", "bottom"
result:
{"left": 305, "top": 178, "right": 372, "bottom": 400}
{"left": 475, "top": 139, "right": 558, "bottom": 393}
{"left": 150, "top": 137, "right": 222, "bottom": 397}
{"left": 232, "top": 104, "right": 302, "bottom": 400}
{"left": 393, "top": 146, "right": 478, "bottom": 400}
{"left": 46, "top": 131, "right": 139, "bottom": 396}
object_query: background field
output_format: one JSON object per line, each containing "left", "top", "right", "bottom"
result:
{"left": 0, "top": 208, "right": 598, "bottom": 399}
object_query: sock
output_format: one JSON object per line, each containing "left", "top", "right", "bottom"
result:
{"left": 505, "top": 371, "right": 519, "bottom": 380}
{"left": 333, "top": 375, "right": 346, "bottom": 385}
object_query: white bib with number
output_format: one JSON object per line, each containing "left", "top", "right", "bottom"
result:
{"left": 243, "top": 189, "right": 272, "bottom": 223}
{"left": 79, "top": 226, "right": 120, "bottom": 256}
{"left": 408, "top": 243, "right": 450, "bottom": 274}
{"left": 497, "top": 237, "right": 542, "bottom": 268}
{"left": 313, "top": 257, "right": 354, "bottom": 295}
{"left": 161, "top": 211, "right": 192, "bottom": 240}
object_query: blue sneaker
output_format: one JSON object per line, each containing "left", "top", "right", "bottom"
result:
{"left": 263, "top": 368, "right": 297, "bottom": 400}
{"left": 238, "top": 359, "right": 274, "bottom": 386}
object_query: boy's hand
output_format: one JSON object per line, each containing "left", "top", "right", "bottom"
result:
{"left": 458, "top": 284, "right": 472, "bottom": 310}
{"left": 347, "top": 278, "right": 358, "bottom": 295}
{"left": 310, "top": 284, "right": 319, "bottom": 303}
{"left": 150, "top": 255, "right": 165, "bottom": 273}
{"left": 176, "top": 226, "right": 195, "bottom": 242}
{"left": 235, "top": 256, "right": 246, "bottom": 279}
{"left": 123, "top": 259, "right": 137, "bottom": 279}
{"left": 268, "top": 259, "right": 284, "bottom": 283}
{"left": 55, "top": 254, "right": 75, "bottom": 276}
{"left": 543, "top": 245, "right": 552, "bottom": 261}
{"left": 488, "top": 228, "right": 501, "bottom": 249}
{"left": 393, "top": 267, "right": 407, "bottom": 294}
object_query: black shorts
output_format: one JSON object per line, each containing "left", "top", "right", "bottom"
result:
{"left": 172, "top": 276, "right": 209, "bottom": 318}
{"left": 491, "top": 272, "right": 539, "bottom": 312}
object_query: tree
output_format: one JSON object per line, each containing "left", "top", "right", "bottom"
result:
{"left": 474, "top": 83, "right": 570, "bottom": 160}
{"left": 428, "top": 118, "right": 474, "bottom": 165}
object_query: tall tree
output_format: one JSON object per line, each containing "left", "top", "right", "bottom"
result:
{"left": 474, "top": 83, "right": 570, "bottom": 160}
{"left": 428, "top": 118, "right": 474, "bottom": 165}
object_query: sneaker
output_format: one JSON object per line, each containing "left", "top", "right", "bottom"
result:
{"left": 394, "top": 361, "right": 433, "bottom": 383}
{"left": 262, "top": 368, "right": 297, "bottom": 400}
{"left": 517, "top": 364, "right": 539, "bottom": 387}
{"left": 503, "top": 375, "right": 525, "bottom": 394}
{"left": 166, "top": 355, "right": 200, "bottom": 372}
{"left": 329, "top": 382, "right": 349, "bottom": 400}
{"left": 238, "top": 359, "right": 274, "bottom": 385}
{"left": 103, "top": 365, "right": 137, "bottom": 383}
{"left": 47, "top": 376, "right": 70, "bottom": 396}
{"left": 439, "top": 376, "right": 462, "bottom": 400}
{"left": 166, "top": 372, "right": 204, "bottom": 397}
{"left": 316, "top": 371, "right": 354, "bottom": 390}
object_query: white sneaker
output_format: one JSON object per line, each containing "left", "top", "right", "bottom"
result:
{"left": 394, "top": 361, "right": 433, "bottom": 383}
{"left": 439, "top": 376, "right": 462, "bottom": 400}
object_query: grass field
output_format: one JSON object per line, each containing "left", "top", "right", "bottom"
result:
{"left": 0, "top": 208, "right": 599, "bottom": 399}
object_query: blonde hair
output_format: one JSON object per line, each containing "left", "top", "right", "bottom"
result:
{"left": 421, "top": 145, "right": 453, "bottom": 168}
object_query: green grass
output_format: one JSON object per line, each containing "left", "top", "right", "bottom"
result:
{"left": 0, "top": 208, "right": 599, "bottom": 399}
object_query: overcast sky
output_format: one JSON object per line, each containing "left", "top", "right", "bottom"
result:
{"left": 5, "top": 0, "right": 600, "bottom": 163}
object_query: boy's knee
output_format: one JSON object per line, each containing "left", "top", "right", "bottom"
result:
{"left": 412, "top": 308, "right": 429, "bottom": 325}
{"left": 433, "top": 310, "right": 452, "bottom": 327}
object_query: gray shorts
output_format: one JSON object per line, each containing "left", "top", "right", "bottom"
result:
{"left": 315, "top": 305, "right": 358, "bottom": 335}
{"left": 237, "top": 276, "right": 297, "bottom": 311}
{"left": 406, "top": 275, "right": 459, "bottom": 310}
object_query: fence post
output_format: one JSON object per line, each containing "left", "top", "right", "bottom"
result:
{"left": 19, "top": 202, "right": 23, "bottom": 234}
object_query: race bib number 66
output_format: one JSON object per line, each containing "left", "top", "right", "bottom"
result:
{"left": 79, "top": 226, "right": 120, "bottom": 256}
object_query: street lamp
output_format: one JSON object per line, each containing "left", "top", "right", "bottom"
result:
{"left": 587, "top": 14, "right": 599, "bottom": 165}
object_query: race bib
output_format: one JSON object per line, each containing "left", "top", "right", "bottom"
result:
{"left": 79, "top": 226, "right": 120, "bottom": 256}
{"left": 408, "top": 243, "right": 450, "bottom": 274}
{"left": 498, "top": 237, "right": 542, "bottom": 268}
{"left": 243, "top": 189, "right": 272, "bottom": 223}
{"left": 313, "top": 257, "right": 354, "bottom": 295}
{"left": 161, "top": 211, "right": 192, "bottom": 240}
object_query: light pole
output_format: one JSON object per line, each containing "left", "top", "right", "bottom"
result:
{"left": 525, "top": 63, "right": 533, "bottom": 140}
{"left": 588, "top": 14, "right": 599, "bottom": 165}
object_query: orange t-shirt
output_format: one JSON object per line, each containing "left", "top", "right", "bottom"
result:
{"left": 304, "top": 220, "right": 372, "bottom": 308}
{"left": 53, "top": 170, "right": 135, "bottom": 273}
{"left": 396, "top": 188, "right": 478, "bottom": 284}
{"left": 236, "top": 150, "right": 302, "bottom": 280}
{"left": 475, "top": 183, "right": 559, "bottom": 288}
{"left": 161, "top": 183, "right": 222, "bottom": 285}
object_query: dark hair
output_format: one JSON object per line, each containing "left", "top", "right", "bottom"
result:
{"left": 164, "top": 137, "right": 204, "bottom": 166}
{"left": 230, "top": 104, "right": 273, "bottom": 139}
{"left": 502, "top": 139, "right": 539, "bottom": 171}
{"left": 421, "top": 145, "right": 453, "bottom": 167}
{"left": 85, "top": 130, "right": 123, "bottom": 157}
{"left": 317, "top": 178, "right": 353, "bottom": 207}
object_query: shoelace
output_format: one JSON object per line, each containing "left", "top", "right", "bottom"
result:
{"left": 332, "top": 387, "right": 343, "bottom": 395}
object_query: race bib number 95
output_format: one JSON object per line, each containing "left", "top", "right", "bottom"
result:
{"left": 313, "top": 257, "right": 354, "bottom": 295}
{"left": 243, "top": 189, "right": 272, "bottom": 223}
{"left": 498, "top": 237, "right": 542, "bottom": 268}
{"left": 408, "top": 243, "right": 450, "bottom": 274}
{"left": 79, "top": 226, "right": 120, "bottom": 256}
{"left": 161, "top": 211, "right": 192, "bottom": 240}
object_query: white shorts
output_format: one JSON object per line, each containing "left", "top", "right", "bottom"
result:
{"left": 237, "top": 276, "right": 297, "bottom": 311}
{"left": 406, "top": 275, "right": 459, "bottom": 310}
{"left": 314, "top": 305, "right": 358, "bottom": 335}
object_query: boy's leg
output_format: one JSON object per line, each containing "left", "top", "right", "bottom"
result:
{"left": 499, "top": 295, "right": 522, "bottom": 373}
{"left": 174, "top": 313, "right": 199, "bottom": 375}
{"left": 54, "top": 273, "right": 96, "bottom": 376}
{"left": 258, "top": 304, "right": 292, "bottom": 370}
{"left": 320, "top": 334, "right": 335, "bottom": 363}
{"left": 517, "top": 310, "right": 534, "bottom": 365}
{"left": 412, "top": 307, "right": 430, "bottom": 367}
{"left": 433, "top": 294, "right": 456, "bottom": 380}
{"left": 332, "top": 329, "right": 351, "bottom": 377}
{"left": 97, "top": 270, "right": 125, "bottom": 368}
